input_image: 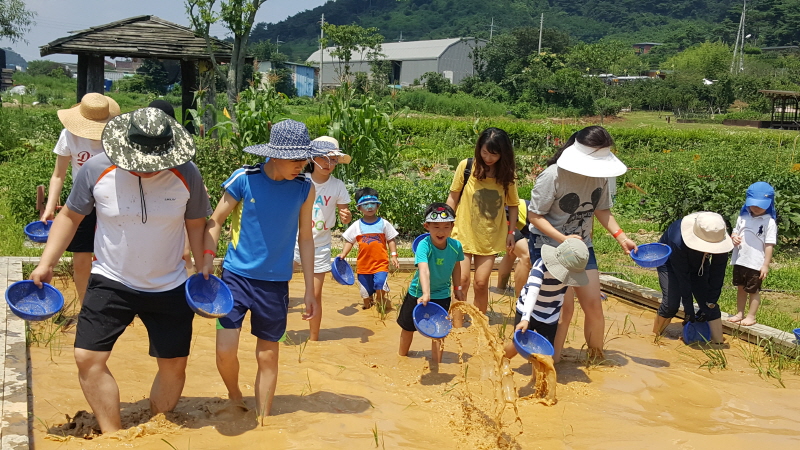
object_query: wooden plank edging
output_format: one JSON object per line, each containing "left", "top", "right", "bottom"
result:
{"left": 599, "top": 274, "right": 799, "bottom": 354}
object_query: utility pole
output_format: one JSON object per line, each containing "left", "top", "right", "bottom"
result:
{"left": 489, "top": 18, "right": 495, "bottom": 41}
{"left": 276, "top": 35, "right": 284, "bottom": 53}
{"left": 319, "top": 13, "right": 324, "bottom": 97}
{"left": 731, "top": 0, "right": 746, "bottom": 74}
{"left": 537, "top": 13, "right": 544, "bottom": 55}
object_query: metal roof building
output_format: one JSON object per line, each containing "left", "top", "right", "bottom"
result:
{"left": 306, "top": 37, "right": 485, "bottom": 87}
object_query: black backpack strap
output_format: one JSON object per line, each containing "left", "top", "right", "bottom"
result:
{"left": 461, "top": 158, "right": 473, "bottom": 192}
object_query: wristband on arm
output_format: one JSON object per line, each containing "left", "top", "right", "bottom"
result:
{"left": 203, "top": 249, "right": 216, "bottom": 257}
{"left": 612, "top": 229, "right": 624, "bottom": 238}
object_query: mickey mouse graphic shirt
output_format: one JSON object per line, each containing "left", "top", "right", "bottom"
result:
{"left": 450, "top": 159, "right": 521, "bottom": 255}
{"left": 528, "top": 164, "right": 612, "bottom": 249}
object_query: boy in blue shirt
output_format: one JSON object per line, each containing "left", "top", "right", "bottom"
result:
{"left": 201, "top": 120, "right": 329, "bottom": 417}
{"left": 397, "top": 203, "right": 465, "bottom": 363}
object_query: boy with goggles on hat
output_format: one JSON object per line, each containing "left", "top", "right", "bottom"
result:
{"left": 397, "top": 203, "right": 465, "bottom": 363}
{"left": 338, "top": 187, "right": 400, "bottom": 310}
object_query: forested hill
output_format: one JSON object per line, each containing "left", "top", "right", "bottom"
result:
{"left": 251, "top": 0, "right": 800, "bottom": 61}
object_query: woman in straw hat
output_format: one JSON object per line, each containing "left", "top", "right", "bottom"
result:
{"left": 654, "top": 212, "right": 733, "bottom": 344}
{"left": 41, "top": 93, "right": 120, "bottom": 306}
{"left": 527, "top": 126, "right": 636, "bottom": 362}
{"left": 31, "top": 107, "right": 212, "bottom": 433}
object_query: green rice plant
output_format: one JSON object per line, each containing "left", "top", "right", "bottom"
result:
{"left": 698, "top": 344, "right": 728, "bottom": 371}
{"left": 300, "top": 369, "right": 313, "bottom": 396}
{"left": 738, "top": 337, "right": 786, "bottom": 387}
{"left": 297, "top": 336, "right": 310, "bottom": 363}
{"left": 370, "top": 423, "right": 385, "bottom": 448}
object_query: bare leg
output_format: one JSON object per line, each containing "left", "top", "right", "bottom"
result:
{"left": 496, "top": 253, "right": 514, "bottom": 290}
{"left": 573, "top": 270, "right": 605, "bottom": 352}
{"left": 74, "top": 348, "right": 121, "bottom": 433}
{"left": 503, "top": 339, "right": 518, "bottom": 360}
{"left": 708, "top": 318, "right": 724, "bottom": 343}
{"left": 431, "top": 338, "right": 443, "bottom": 363}
{"left": 451, "top": 256, "right": 473, "bottom": 327}
{"left": 399, "top": 330, "right": 414, "bottom": 356}
{"left": 309, "top": 273, "right": 326, "bottom": 340}
{"left": 653, "top": 315, "right": 671, "bottom": 336}
{"left": 512, "top": 239, "right": 531, "bottom": 299}
{"left": 553, "top": 288, "right": 575, "bottom": 364}
{"left": 741, "top": 291, "right": 760, "bottom": 326}
{"left": 150, "top": 357, "right": 188, "bottom": 415}
{"left": 254, "top": 339, "right": 279, "bottom": 417}
{"left": 472, "top": 255, "right": 496, "bottom": 313}
{"left": 376, "top": 290, "right": 391, "bottom": 311}
{"left": 728, "top": 286, "right": 746, "bottom": 323}
{"left": 216, "top": 328, "right": 243, "bottom": 402}
{"left": 72, "top": 252, "right": 93, "bottom": 305}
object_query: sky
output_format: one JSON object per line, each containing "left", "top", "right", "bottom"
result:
{"left": 1, "top": 0, "right": 328, "bottom": 62}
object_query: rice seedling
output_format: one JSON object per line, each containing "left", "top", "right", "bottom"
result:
{"left": 698, "top": 343, "right": 728, "bottom": 371}
{"left": 297, "top": 336, "right": 310, "bottom": 363}
{"left": 370, "top": 423, "right": 385, "bottom": 448}
{"left": 300, "top": 369, "right": 313, "bottom": 396}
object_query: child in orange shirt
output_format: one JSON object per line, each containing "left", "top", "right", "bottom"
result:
{"left": 338, "top": 187, "right": 400, "bottom": 310}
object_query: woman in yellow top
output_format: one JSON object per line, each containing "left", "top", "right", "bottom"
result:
{"left": 447, "top": 127, "right": 520, "bottom": 314}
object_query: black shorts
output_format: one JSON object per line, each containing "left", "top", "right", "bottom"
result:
{"left": 513, "top": 229, "right": 527, "bottom": 243}
{"left": 66, "top": 208, "right": 96, "bottom": 253}
{"left": 733, "top": 265, "right": 763, "bottom": 294}
{"left": 397, "top": 292, "right": 451, "bottom": 332}
{"left": 514, "top": 311, "right": 558, "bottom": 345}
{"left": 75, "top": 274, "right": 194, "bottom": 358}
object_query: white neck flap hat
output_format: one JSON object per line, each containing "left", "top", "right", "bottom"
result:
{"left": 557, "top": 140, "right": 628, "bottom": 177}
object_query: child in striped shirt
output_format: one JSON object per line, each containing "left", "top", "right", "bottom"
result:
{"left": 504, "top": 239, "right": 590, "bottom": 363}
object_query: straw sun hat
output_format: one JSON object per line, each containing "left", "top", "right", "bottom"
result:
{"left": 680, "top": 212, "right": 734, "bottom": 254}
{"left": 557, "top": 140, "right": 627, "bottom": 178}
{"left": 56, "top": 93, "right": 121, "bottom": 140}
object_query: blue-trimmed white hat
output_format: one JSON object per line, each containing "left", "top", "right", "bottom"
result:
{"left": 356, "top": 195, "right": 382, "bottom": 206}
{"left": 243, "top": 119, "right": 329, "bottom": 159}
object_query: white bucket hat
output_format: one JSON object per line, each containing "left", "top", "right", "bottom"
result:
{"left": 680, "top": 212, "right": 734, "bottom": 254}
{"left": 557, "top": 140, "right": 627, "bottom": 177}
{"left": 312, "top": 136, "right": 351, "bottom": 164}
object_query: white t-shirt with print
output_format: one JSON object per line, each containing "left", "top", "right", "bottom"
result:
{"left": 53, "top": 129, "right": 104, "bottom": 178}
{"left": 306, "top": 174, "right": 351, "bottom": 247}
{"left": 66, "top": 153, "right": 212, "bottom": 292}
{"left": 731, "top": 212, "right": 777, "bottom": 270}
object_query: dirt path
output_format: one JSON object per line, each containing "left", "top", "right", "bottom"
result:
{"left": 30, "top": 273, "right": 800, "bottom": 449}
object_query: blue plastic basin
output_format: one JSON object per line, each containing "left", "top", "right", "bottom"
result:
{"left": 24, "top": 221, "right": 53, "bottom": 243}
{"left": 184, "top": 274, "right": 234, "bottom": 319}
{"left": 5, "top": 280, "right": 64, "bottom": 321}
{"left": 513, "top": 329, "right": 555, "bottom": 358}
{"left": 412, "top": 233, "right": 430, "bottom": 253}
{"left": 683, "top": 321, "right": 712, "bottom": 344}
{"left": 331, "top": 257, "right": 355, "bottom": 286}
{"left": 631, "top": 243, "right": 672, "bottom": 268}
{"left": 412, "top": 302, "right": 452, "bottom": 339}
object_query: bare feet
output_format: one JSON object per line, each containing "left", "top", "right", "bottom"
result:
{"left": 740, "top": 316, "right": 757, "bottom": 326}
{"left": 727, "top": 313, "right": 744, "bottom": 323}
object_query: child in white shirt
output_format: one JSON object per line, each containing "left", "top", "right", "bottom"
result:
{"left": 728, "top": 182, "right": 777, "bottom": 327}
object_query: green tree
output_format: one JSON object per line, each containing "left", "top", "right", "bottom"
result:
{"left": 566, "top": 40, "right": 643, "bottom": 75}
{"left": 136, "top": 59, "right": 170, "bottom": 94}
{"left": 0, "top": 0, "right": 35, "bottom": 43}
{"left": 662, "top": 41, "right": 731, "bottom": 79}
{"left": 421, "top": 71, "right": 452, "bottom": 94}
{"left": 186, "top": 0, "right": 268, "bottom": 123}
{"left": 319, "top": 23, "right": 383, "bottom": 83}
{"left": 26, "top": 60, "right": 71, "bottom": 78}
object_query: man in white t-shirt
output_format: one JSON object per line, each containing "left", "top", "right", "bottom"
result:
{"left": 41, "top": 93, "right": 120, "bottom": 305}
{"left": 30, "top": 108, "right": 211, "bottom": 434}
{"left": 293, "top": 136, "right": 352, "bottom": 340}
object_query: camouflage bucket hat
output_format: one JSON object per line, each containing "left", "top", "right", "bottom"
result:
{"left": 102, "top": 107, "right": 195, "bottom": 172}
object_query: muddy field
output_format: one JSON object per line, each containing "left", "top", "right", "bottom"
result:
{"left": 30, "top": 273, "right": 800, "bottom": 449}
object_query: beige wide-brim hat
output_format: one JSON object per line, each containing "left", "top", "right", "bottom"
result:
{"left": 557, "top": 140, "right": 627, "bottom": 177}
{"left": 680, "top": 212, "right": 734, "bottom": 254}
{"left": 313, "top": 136, "right": 351, "bottom": 164}
{"left": 57, "top": 93, "right": 121, "bottom": 140}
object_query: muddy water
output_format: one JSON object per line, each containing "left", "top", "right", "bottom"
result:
{"left": 526, "top": 354, "right": 557, "bottom": 405}
{"left": 30, "top": 275, "right": 800, "bottom": 449}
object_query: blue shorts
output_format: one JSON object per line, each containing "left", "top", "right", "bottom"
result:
{"left": 218, "top": 270, "right": 289, "bottom": 342}
{"left": 529, "top": 235, "right": 598, "bottom": 271}
{"left": 357, "top": 271, "right": 389, "bottom": 298}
